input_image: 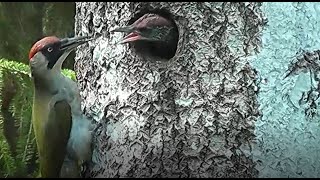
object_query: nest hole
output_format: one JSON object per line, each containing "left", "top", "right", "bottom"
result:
{"left": 128, "top": 8, "right": 179, "bottom": 60}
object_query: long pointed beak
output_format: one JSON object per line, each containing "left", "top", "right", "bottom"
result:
{"left": 111, "top": 26, "right": 149, "bottom": 44}
{"left": 119, "top": 32, "right": 150, "bottom": 44}
{"left": 60, "top": 36, "right": 94, "bottom": 51}
{"left": 111, "top": 25, "right": 134, "bottom": 33}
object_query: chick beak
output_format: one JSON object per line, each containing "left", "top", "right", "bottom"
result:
{"left": 111, "top": 26, "right": 134, "bottom": 33}
{"left": 112, "top": 26, "right": 147, "bottom": 44}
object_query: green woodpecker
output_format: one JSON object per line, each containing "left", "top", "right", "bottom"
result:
{"left": 28, "top": 36, "right": 93, "bottom": 178}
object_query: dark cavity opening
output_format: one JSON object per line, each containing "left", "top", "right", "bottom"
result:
{"left": 128, "top": 8, "right": 179, "bottom": 60}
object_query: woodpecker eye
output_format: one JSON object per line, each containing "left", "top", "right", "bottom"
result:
{"left": 47, "top": 47, "right": 53, "bottom": 52}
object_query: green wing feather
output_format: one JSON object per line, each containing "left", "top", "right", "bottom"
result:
{"left": 33, "top": 99, "right": 72, "bottom": 178}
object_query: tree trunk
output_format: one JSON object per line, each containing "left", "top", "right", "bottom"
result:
{"left": 74, "top": 2, "right": 263, "bottom": 178}
{"left": 0, "top": 2, "right": 45, "bottom": 62}
{"left": 75, "top": 2, "right": 320, "bottom": 178}
{"left": 250, "top": 3, "right": 320, "bottom": 178}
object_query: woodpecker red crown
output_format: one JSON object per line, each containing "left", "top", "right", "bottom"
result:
{"left": 29, "top": 36, "right": 60, "bottom": 60}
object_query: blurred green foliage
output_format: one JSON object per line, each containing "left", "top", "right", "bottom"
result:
{"left": 0, "top": 2, "right": 76, "bottom": 70}
{"left": 0, "top": 2, "right": 77, "bottom": 177}
{"left": 0, "top": 58, "right": 76, "bottom": 178}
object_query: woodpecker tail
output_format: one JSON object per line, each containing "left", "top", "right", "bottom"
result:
{"left": 60, "top": 155, "right": 81, "bottom": 178}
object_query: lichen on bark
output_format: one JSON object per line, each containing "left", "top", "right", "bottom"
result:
{"left": 249, "top": 3, "right": 320, "bottom": 178}
{"left": 74, "top": 2, "right": 264, "bottom": 178}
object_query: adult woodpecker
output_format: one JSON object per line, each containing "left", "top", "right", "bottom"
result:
{"left": 28, "top": 36, "right": 93, "bottom": 178}
{"left": 112, "top": 13, "right": 178, "bottom": 59}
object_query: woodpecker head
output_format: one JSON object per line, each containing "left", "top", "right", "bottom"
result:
{"left": 29, "top": 36, "right": 92, "bottom": 77}
{"left": 112, "top": 13, "right": 175, "bottom": 44}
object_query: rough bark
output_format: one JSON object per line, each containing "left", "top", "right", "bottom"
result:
{"left": 74, "top": 2, "right": 264, "bottom": 178}
{"left": 250, "top": 3, "right": 320, "bottom": 178}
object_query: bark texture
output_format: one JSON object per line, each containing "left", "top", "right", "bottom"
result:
{"left": 74, "top": 2, "right": 264, "bottom": 178}
{"left": 250, "top": 3, "right": 320, "bottom": 178}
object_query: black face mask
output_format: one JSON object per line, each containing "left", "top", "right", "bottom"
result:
{"left": 40, "top": 41, "right": 63, "bottom": 69}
